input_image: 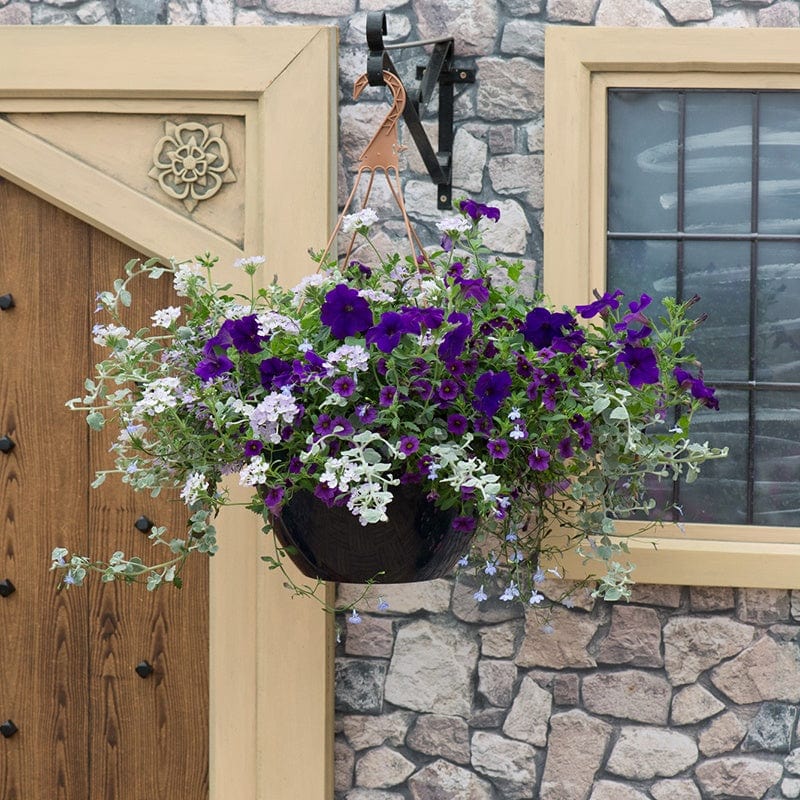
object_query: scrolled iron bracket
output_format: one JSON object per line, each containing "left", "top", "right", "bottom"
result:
{"left": 364, "top": 11, "right": 475, "bottom": 209}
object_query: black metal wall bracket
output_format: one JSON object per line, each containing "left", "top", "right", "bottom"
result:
{"left": 365, "top": 11, "right": 475, "bottom": 210}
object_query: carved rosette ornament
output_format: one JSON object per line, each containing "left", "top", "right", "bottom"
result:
{"left": 149, "top": 121, "right": 236, "bottom": 212}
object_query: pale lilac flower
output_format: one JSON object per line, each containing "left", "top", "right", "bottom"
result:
{"left": 436, "top": 215, "right": 471, "bottom": 235}
{"left": 500, "top": 581, "right": 520, "bottom": 602}
{"left": 473, "top": 585, "right": 488, "bottom": 602}
{"left": 529, "top": 590, "right": 545, "bottom": 605}
{"left": 342, "top": 208, "right": 378, "bottom": 233}
{"left": 347, "top": 608, "right": 362, "bottom": 624}
{"left": 151, "top": 306, "right": 181, "bottom": 328}
{"left": 377, "top": 597, "right": 390, "bottom": 611}
{"left": 233, "top": 255, "right": 266, "bottom": 273}
{"left": 484, "top": 557, "right": 498, "bottom": 576}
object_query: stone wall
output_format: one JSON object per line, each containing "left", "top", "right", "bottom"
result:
{"left": 10, "top": 0, "right": 800, "bottom": 797}
{"left": 336, "top": 580, "right": 800, "bottom": 799}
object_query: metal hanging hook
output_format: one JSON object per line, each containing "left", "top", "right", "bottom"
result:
{"left": 362, "top": 10, "right": 475, "bottom": 209}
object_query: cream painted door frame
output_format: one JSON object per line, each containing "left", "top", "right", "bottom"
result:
{"left": 0, "top": 26, "right": 337, "bottom": 799}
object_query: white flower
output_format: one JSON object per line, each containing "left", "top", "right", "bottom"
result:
{"left": 291, "top": 273, "right": 327, "bottom": 295}
{"left": 239, "top": 456, "right": 270, "bottom": 487}
{"left": 233, "top": 255, "right": 266, "bottom": 270}
{"left": 436, "top": 215, "right": 470, "bottom": 234}
{"left": 257, "top": 311, "right": 300, "bottom": 336}
{"left": 173, "top": 262, "right": 205, "bottom": 296}
{"left": 509, "top": 424, "right": 526, "bottom": 440}
{"left": 92, "top": 324, "right": 130, "bottom": 346}
{"left": 500, "top": 581, "right": 520, "bottom": 602}
{"left": 151, "top": 306, "right": 181, "bottom": 328}
{"left": 180, "top": 471, "right": 209, "bottom": 505}
{"left": 328, "top": 344, "right": 370, "bottom": 372}
{"left": 359, "top": 289, "right": 394, "bottom": 303}
{"left": 341, "top": 208, "right": 378, "bottom": 233}
{"left": 529, "top": 590, "right": 544, "bottom": 605}
{"left": 132, "top": 377, "right": 182, "bottom": 416}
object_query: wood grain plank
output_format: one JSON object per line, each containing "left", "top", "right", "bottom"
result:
{"left": 0, "top": 178, "right": 209, "bottom": 800}
{"left": 0, "top": 176, "right": 91, "bottom": 799}
{"left": 87, "top": 231, "right": 209, "bottom": 800}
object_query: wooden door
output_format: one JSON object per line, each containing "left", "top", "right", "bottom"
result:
{"left": 0, "top": 177, "right": 208, "bottom": 799}
{"left": 0, "top": 27, "right": 337, "bottom": 799}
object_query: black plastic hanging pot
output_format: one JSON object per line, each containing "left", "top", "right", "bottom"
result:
{"left": 269, "top": 483, "right": 474, "bottom": 583}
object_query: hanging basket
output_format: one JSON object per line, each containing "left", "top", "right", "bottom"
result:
{"left": 269, "top": 484, "right": 474, "bottom": 583}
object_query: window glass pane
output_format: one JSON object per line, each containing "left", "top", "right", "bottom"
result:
{"left": 683, "top": 241, "right": 751, "bottom": 384}
{"left": 607, "top": 239, "right": 676, "bottom": 305}
{"left": 757, "top": 243, "right": 800, "bottom": 383}
{"left": 679, "top": 390, "right": 749, "bottom": 524}
{"left": 754, "top": 391, "right": 800, "bottom": 526}
{"left": 684, "top": 92, "right": 752, "bottom": 234}
{"left": 759, "top": 93, "right": 800, "bottom": 234}
{"left": 608, "top": 91, "right": 678, "bottom": 233}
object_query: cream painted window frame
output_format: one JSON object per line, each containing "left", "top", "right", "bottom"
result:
{"left": 544, "top": 27, "right": 800, "bottom": 590}
{"left": 0, "top": 26, "right": 337, "bottom": 800}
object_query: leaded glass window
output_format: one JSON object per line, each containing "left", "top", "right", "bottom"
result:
{"left": 607, "top": 90, "right": 800, "bottom": 527}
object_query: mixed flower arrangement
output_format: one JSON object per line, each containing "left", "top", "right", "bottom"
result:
{"left": 52, "top": 199, "right": 726, "bottom": 608}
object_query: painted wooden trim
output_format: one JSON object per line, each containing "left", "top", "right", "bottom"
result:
{"left": 0, "top": 25, "right": 323, "bottom": 97}
{"left": 0, "top": 116, "right": 243, "bottom": 264}
{"left": 543, "top": 26, "right": 800, "bottom": 590}
{"left": 0, "top": 26, "right": 337, "bottom": 799}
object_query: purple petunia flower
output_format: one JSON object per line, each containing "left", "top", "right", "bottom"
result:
{"left": 320, "top": 284, "right": 373, "bottom": 340}
{"left": 447, "top": 414, "right": 469, "bottom": 436}
{"left": 332, "top": 417, "right": 355, "bottom": 437}
{"left": 313, "top": 414, "right": 336, "bottom": 437}
{"left": 616, "top": 344, "right": 659, "bottom": 388}
{"left": 194, "top": 350, "right": 234, "bottom": 382}
{"left": 437, "top": 379, "right": 461, "bottom": 402}
{"left": 453, "top": 515, "right": 477, "bottom": 533}
{"left": 399, "top": 435, "right": 420, "bottom": 455}
{"left": 366, "top": 310, "right": 417, "bottom": 353}
{"left": 459, "top": 199, "right": 501, "bottom": 222}
{"left": 674, "top": 367, "right": 720, "bottom": 410}
{"left": 570, "top": 415, "right": 593, "bottom": 450}
{"left": 575, "top": 289, "right": 624, "bottom": 319}
{"left": 355, "top": 404, "right": 378, "bottom": 424}
{"left": 614, "top": 293, "right": 653, "bottom": 332}
{"left": 522, "top": 307, "right": 576, "bottom": 350}
{"left": 412, "top": 379, "right": 434, "bottom": 402}
{"left": 244, "top": 439, "right": 264, "bottom": 457}
{"left": 228, "top": 314, "right": 266, "bottom": 354}
{"left": 455, "top": 276, "right": 490, "bottom": 304}
{"left": 487, "top": 438, "right": 510, "bottom": 459}
{"left": 314, "top": 484, "right": 337, "bottom": 507}
{"left": 557, "top": 437, "right": 574, "bottom": 460}
{"left": 401, "top": 305, "right": 444, "bottom": 330}
{"left": 528, "top": 448, "right": 551, "bottom": 471}
{"left": 263, "top": 486, "right": 284, "bottom": 511}
{"left": 379, "top": 386, "right": 397, "bottom": 407}
{"left": 438, "top": 312, "right": 473, "bottom": 363}
{"left": 473, "top": 370, "right": 512, "bottom": 418}
{"left": 332, "top": 375, "right": 356, "bottom": 397}
{"left": 259, "top": 356, "right": 294, "bottom": 391}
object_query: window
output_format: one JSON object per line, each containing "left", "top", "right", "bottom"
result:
{"left": 544, "top": 27, "right": 800, "bottom": 588}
